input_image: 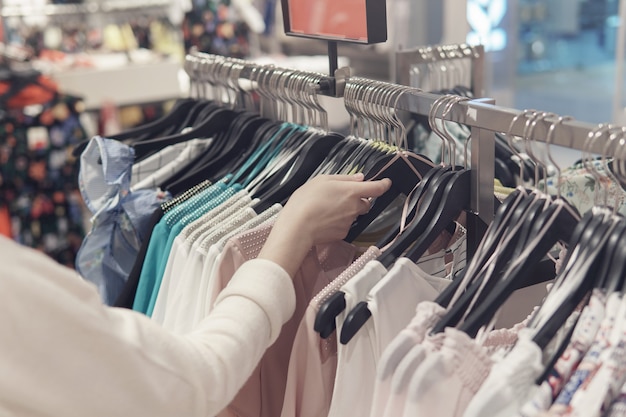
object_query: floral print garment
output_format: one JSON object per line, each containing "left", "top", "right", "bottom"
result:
{"left": 0, "top": 94, "right": 87, "bottom": 267}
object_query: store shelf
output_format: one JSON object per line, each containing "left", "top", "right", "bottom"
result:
{"left": 1, "top": 0, "right": 170, "bottom": 17}
{"left": 51, "top": 59, "right": 184, "bottom": 110}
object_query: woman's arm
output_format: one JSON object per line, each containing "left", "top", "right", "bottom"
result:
{"left": 0, "top": 174, "right": 390, "bottom": 417}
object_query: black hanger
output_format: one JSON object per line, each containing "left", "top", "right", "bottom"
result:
{"left": 340, "top": 301, "right": 371, "bottom": 344}
{"left": 595, "top": 221, "right": 626, "bottom": 292}
{"left": 374, "top": 165, "right": 453, "bottom": 248}
{"left": 132, "top": 107, "right": 236, "bottom": 162}
{"left": 163, "top": 116, "right": 276, "bottom": 194}
{"left": 71, "top": 99, "right": 198, "bottom": 157}
{"left": 374, "top": 169, "right": 458, "bottom": 268}
{"left": 225, "top": 123, "right": 300, "bottom": 187}
{"left": 531, "top": 210, "right": 614, "bottom": 350}
{"left": 130, "top": 100, "right": 221, "bottom": 146}
{"left": 326, "top": 138, "right": 375, "bottom": 175}
{"left": 607, "top": 222, "right": 626, "bottom": 293}
{"left": 130, "top": 99, "right": 211, "bottom": 143}
{"left": 535, "top": 314, "right": 579, "bottom": 384}
{"left": 534, "top": 215, "right": 625, "bottom": 383}
{"left": 344, "top": 152, "right": 435, "bottom": 242}
{"left": 253, "top": 133, "right": 345, "bottom": 213}
{"left": 339, "top": 168, "right": 473, "bottom": 344}
{"left": 459, "top": 198, "right": 581, "bottom": 338}
{"left": 206, "top": 114, "right": 270, "bottom": 169}
{"left": 312, "top": 143, "right": 394, "bottom": 339}
{"left": 405, "top": 169, "right": 472, "bottom": 262}
{"left": 206, "top": 117, "right": 277, "bottom": 182}
{"left": 314, "top": 291, "right": 347, "bottom": 338}
{"left": 430, "top": 189, "right": 536, "bottom": 333}
{"left": 455, "top": 197, "right": 559, "bottom": 320}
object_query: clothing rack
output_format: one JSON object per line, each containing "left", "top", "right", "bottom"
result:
{"left": 384, "top": 86, "right": 617, "bottom": 244}
{"left": 395, "top": 43, "right": 485, "bottom": 97}
{"left": 185, "top": 52, "right": 619, "bottom": 259}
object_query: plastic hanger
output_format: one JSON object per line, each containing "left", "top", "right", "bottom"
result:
{"left": 344, "top": 90, "right": 461, "bottom": 243}
{"left": 596, "top": 221, "right": 626, "bottom": 292}
{"left": 374, "top": 95, "right": 471, "bottom": 265}
{"left": 71, "top": 52, "right": 221, "bottom": 157}
{"left": 459, "top": 197, "right": 580, "bottom": 338}
{"left": 161, "top": 113, "right": 269, "bottom": 194}
{"left": 253, "top": 133, "right": 344, "bottom": 212}
{"left": 530, "top": 209, "right": 615, "bottom": 350}
{"left": 457, "top": 112, "right": 583, "bottom": 337}
{"left": 314, "top": 81, "right": 419, "bottom": 338}
{"left": 430, "top": 110, "right": 548, "bottom": 332}
{"left": 250, "top": 68, "right": 343, "bottom": 209}
{"left": 592, "top": 126, "right": 626, "bottom": 292}
{"left": 340, "top": 167, "right": 471, "bottom": 343}
{"left": 341, "top": 96, "right": 475, "bottom": 343}
{"left": 531, "top": 125, "right": 626, "bottom": 362}
{"left": 344, "top": 151, "right": 435, "bottom": 242}
{"left": 374, "top": 164, "right": 454, "bottom": 248}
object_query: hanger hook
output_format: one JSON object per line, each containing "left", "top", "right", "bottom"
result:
{"left": 503, "top": 109, "right": 538, "bottom": 186}
{"left": 441, "top": 95, "right": 470, "bottom": 168}
{"left": 393, "top": 85, "right": 417, "bottom": 150}
{"left": 383, "top": 82, "right": 397, "bottom": 145}
{"left": 370, "top": 80, "right": 383, "bottom": 140}
{"left": 615, "top": 129, "right": 626, "bottom": 211}
{"left": 307, "top": 73, "right": 326, "bottom": 130}
{"left": 583, "top": 123, "right": 611, "bottom": 207}
{"left": 428, "top": 94, "right": 452, "bottom": 164}
{"left": 294, "top": 72, "right": 308, "bottom": 126}
{"left": 525, "top": 111, "right": 557, "bottom": 186}
{"left": 520, "top": 111, "right": 542, "bottom": 187}
{"left": 545, "top": 115, "right": 574, "bottom": 199}
{"left": 353, "top": 78, "right": 367, "bottom": 138}
{"left": 344, "top": 78, "right": 358, "bottom": 137}
{"left": 603, "top": 126, "right": 626, "bottom": 212}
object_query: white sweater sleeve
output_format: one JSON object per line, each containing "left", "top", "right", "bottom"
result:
{"left": 0, "top": 237, "right": 295, "bottom": 417}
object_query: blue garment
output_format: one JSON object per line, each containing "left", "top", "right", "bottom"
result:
{"left": 132, "top": 178, "right": 238, "bottom": 315}
{"left": 76, "top": 136, "right": 171, "bottom": 305}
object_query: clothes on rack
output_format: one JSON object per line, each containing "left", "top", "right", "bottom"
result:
{"left": 76, "top": 136, "right": 172, "bottom": 305}
{"left": 66, "top": 58, "right": 499, "bottom": 417}
{"left": 68, "top": 53, "right": 626, "bottom": 417}
{"left": 539, "top": 158, "right": 626, "bottom": 217}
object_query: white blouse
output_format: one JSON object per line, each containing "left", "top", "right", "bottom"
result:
{"left": 0, "top": 236, "right": 295, "bottom": 417}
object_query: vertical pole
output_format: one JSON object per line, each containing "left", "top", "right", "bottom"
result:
{"left": 328, "top": 41, "right": 339, "bottom": 76}
{"left": 468, "top": 124, "right": 495, "bottom": 258}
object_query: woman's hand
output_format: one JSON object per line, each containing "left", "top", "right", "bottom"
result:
{"left": 258, "top": 174, "right": 392, "bottom": 277}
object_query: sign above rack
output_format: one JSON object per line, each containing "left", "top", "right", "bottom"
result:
{"left": 280, "top": 0, "right": 387, "bottom": 44}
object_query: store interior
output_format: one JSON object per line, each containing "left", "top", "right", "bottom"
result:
{"left": 0, "top": 0, "right": 622, "bottom": 272}
{"left": 6, "top": 2, "right": 626, "bottom": 415}
{"left": 3, "top": 0, "right": 622, "bottom": 127}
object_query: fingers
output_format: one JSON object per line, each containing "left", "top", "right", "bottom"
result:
{"left": 327, "top": 173, "right": 365, "bottom": 182}
{"left": 353, "top": 178, "right": 392, "bottom": 199}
